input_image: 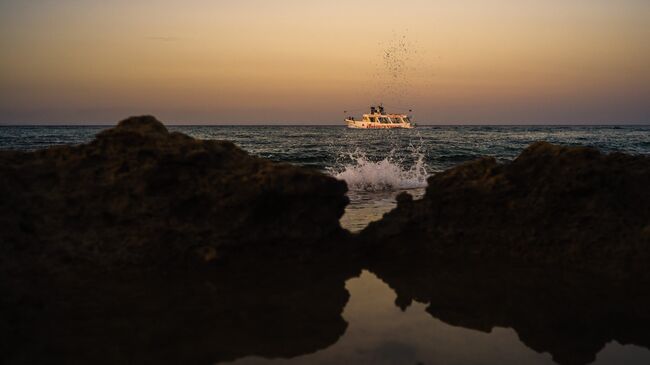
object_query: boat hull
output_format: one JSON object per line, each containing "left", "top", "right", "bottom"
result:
{"left": 346, "top": 119, "right": 414, "bottom": 129}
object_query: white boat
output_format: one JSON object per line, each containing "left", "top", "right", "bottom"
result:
{"left": 345, "top": 105, "right": 415, "bottom": 129}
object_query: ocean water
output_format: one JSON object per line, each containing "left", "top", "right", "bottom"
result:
{"left": 2, "top": 125, "right": 649, "bottom": 232}
{"left": 2, "top": 124, "right": 650, "bottom": 365}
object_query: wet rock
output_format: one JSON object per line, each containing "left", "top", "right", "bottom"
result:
{"left": 0, "top": 115, "right": 349, "bottom": 272}
{"left": 362, "top": 142, "right": 650, "bottom": 279}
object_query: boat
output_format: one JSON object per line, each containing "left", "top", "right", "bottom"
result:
{"left": 345, "top": 105, "right": 415, "bottom": 129}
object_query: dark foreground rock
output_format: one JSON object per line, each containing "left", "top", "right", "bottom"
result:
{"left": 0, "top": 116, "right": 349, "bottom": 272}
{"left": 1, "top": 118, "right": 650, "bottom": 364}
{"left": 362, "top": 142, "right": 650, "bottom": 279}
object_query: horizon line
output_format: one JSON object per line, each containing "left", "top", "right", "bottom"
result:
{"left": 1, "top": 122, "right": 649, "bottom": 127}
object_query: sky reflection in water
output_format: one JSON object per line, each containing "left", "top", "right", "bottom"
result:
{"left": 226, "top": 270, "right": 650, "bottom": 365}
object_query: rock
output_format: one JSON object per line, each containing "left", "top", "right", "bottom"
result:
{"left": 395, "top": 191, "right": 413, "bottom": 204}
{"left": 0, "top": 116, "right": 349, "bottom": 272}
{"left": 362, "top": 142, "right": 650, "bottom": 279}
{"left": 0, "top": 113, "right": 359, "bottom": 365}
{"left": 2, "top": 128, "right": 649, "bottom": 364}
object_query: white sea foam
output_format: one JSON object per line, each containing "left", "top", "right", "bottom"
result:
{"left": 330, "top": 146, "right": 429, "bottom": 191}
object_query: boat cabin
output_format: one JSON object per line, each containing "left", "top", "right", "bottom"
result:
{"left": 346, "top": 105, "right": 415, "bottom": 129}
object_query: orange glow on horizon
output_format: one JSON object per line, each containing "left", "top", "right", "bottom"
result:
{"left": 1, "top": 0, "right": 648, "bottom": 124}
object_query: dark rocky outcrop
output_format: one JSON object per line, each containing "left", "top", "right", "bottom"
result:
{"left": 0, "top": 117, "right": 357, "bottom": 363}
{"left": 362, "top": 142, "right": 650, "bottom": 279}
{"left": 2, "top": 116, "right": 650, "bottom": 365}
{"left": 0, "top": 116, "right": 349, "bottom": 273}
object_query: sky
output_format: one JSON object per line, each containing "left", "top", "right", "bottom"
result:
{"left": 1, "top": 0, "right": 649, "bottom": 124}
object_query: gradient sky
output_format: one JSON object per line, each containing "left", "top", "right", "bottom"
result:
{"left": 1, "top": 0, "right": 649, "bottom": 124}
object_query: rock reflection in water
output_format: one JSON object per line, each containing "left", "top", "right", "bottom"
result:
{"left": 2, "top": 257, "right": 359, "bottom": 364}
{"left": 4, "top": 257, "right": 650, "bottom": 365}
{"left": 229, "top": 270, "right": 556, "bottom": 365}
{"left": 228, "top": 268, "right": 650, "bottom": 365}
{"left": 368, "top": 256, "right": 650, "bottom": 365}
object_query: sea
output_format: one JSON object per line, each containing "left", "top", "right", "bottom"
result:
{"left": 2, "top": 124, "right": 650, "bottom": 365}
{"left": 1, "top": 125, "right": 649, "bottom": 232}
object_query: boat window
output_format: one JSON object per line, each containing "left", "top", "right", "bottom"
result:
{"left": 369, "top": 117, "right": 377, "bottom": 123}
{"left": 403, "top": 117, "right": 410, "bottom": 123}
{"left": 379, "top": 117, "right": 390, "bottom": 123}
{"left": 392, "top": 117, "right": 402, "bottom": 123}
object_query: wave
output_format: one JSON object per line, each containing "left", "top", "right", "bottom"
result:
{"left": 329, "top": 146, "right": 429, "bottom": 191}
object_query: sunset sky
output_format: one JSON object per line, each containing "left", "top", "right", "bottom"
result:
{"left": 1, "top": 0, "right": 649, "bottom": 124}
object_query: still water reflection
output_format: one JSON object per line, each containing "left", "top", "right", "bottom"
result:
{"left": 227, "top": 269, "right": 650, "bottom": 365}
{"left": 7, "top": 256, "right": 650, "bottom": 365}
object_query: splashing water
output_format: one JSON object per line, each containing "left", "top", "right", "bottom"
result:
{"left": 330, "top": 146, "right": 429, "bottom": 191}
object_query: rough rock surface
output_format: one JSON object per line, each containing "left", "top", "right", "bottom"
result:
{"left": 2, "top": 120, "right": 650, "bottom": 364}
{"left": 0, "top": 116, "right": 349, "bottom": 272}
{"left": 362, "top": 142, "right": 650, "bottom": 278}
